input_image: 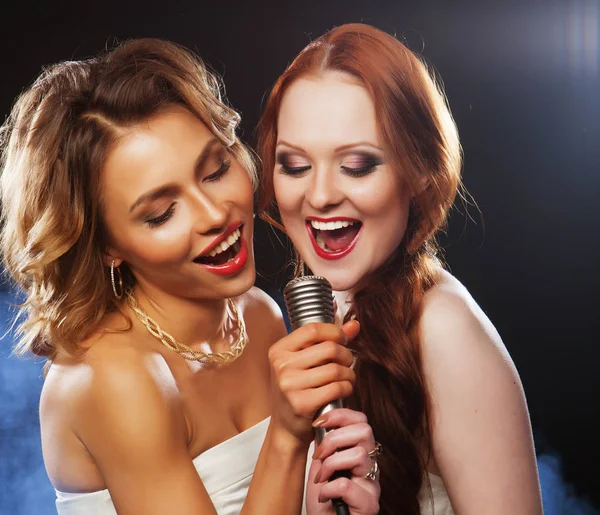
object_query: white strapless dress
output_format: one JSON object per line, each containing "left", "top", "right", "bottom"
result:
{"left": 55, "top": 416, "right": 453, "bottom": 514}
{"left": 55, "top": 418, "right": 271, "bottom": 515}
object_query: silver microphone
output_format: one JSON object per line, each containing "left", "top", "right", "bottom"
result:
{"left": 283, "top": 275, "right": 341, "bottom": 445}
{"left": 283, "top": 275, "right": 350, "bottom": 515}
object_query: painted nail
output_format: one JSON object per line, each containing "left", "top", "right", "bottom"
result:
{"left": 313, "top": 446, "right": 321, "bottom": 460}
{"left": 313, "top": 415, "right": 328, "bottom": 428}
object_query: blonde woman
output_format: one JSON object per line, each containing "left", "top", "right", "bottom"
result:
{"left": 0, "top": 39, "right": 380, "bottom": 514}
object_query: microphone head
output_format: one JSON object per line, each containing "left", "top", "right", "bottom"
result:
{"left": 283, "top": 275, "right": 334, "bottom": 330}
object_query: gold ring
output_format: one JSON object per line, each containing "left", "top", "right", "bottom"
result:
{"left": 368, "top": 442, "right": 383, "bottom": 458}
{"left": 363, "top": 458, "right": 380, "bottom": 481}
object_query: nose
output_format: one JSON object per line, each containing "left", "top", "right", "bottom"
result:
{"left": 305, "top": 166, "right": 344, "bottom": 211}
{"left": 190, "top": 190, "right": 228, "bottom": 235}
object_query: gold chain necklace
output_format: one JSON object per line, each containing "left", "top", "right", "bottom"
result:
{"left": 126, "top": 290, "right": 248, "bottom": 365}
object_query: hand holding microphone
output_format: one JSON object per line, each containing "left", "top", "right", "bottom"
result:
{"left": 268, "top": 275, "right": 358, "bottom": 445}
{"left": 269, "top": 275, "right": 378, "bottom": 514}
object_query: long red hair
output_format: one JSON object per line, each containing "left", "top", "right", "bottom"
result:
{"left": 257, "top": 24, "right": 462, "bottom": 513}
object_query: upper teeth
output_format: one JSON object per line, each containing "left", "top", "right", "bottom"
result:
{"left": 310, "top": 220, "right": 356, "bottom": 231}
{"left": 207, "top": 229, "right": 241, "bottom": 257}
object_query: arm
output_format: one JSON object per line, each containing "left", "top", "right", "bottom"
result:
{"left": 241, "top": 301, "right": 309, "bottom": 515}
{"left": 242, "top": 287, "right": 379, "bottom": 514}
{"left": 420, "top": 275, "right": 542, "bottom": 514}
{"left": 245, "top": 319, "right": 359, "bottom": 514}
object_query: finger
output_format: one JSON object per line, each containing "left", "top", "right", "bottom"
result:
{"left": 318, "top": 476, "right": 380, "bottom": 513}
{"left": 275, "top": 323, "right": 349, "bottom": 353}
{"left": 317, "top": 447, "right": 371, "bottom": 482}
{"left": 288, "top": 381, "right": 354, "bottom": 417}
{"left": 313, "top": 423, "right": 375, "bottom": 462}
{"left": 340, "top": 320, "right": 360, "bottom": 341}
{"left": 307, "top": 454, "right": 322, "bottom": 485}
{"left": 313, "top": 407, "right": 367, "bottom": 428}
{"left": 278, "top": 363, "right": 356, "bottom": 393}
{"left": 291, "top": 341, "right": 355, "bottom": 370}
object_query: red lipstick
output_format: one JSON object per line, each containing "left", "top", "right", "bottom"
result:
{"left": 306, "top": 217, "right": 362, "bottom": 261}
{"left": 197, "top": 236, "right": 248, "bottom": 276}
{"left": 198, "top": 221, "right": 242, "bottom": 257}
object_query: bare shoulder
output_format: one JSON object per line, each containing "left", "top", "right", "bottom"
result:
{"left": 417, "top": 273, "right": 541, "bottom": 513}
{"left": 420, "top": 269, "right": 509, "bottom": 364}
{"left": 42, "top": 324, "right": 222, "bottom": 512}
{"left": 237, "top": 286, "right": 288, "bottom": 342}
{"left": 42, "top": 327, "right": 182, "bottom": 447}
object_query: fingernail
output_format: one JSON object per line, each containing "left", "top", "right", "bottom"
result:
{"left": 313, "top": 445, "right": 321, "bottom": 460}
{"left": 313, "top": 415, "right": 328, "bottom": 428}
{"left": 314, "top": 470, "right": 321, "bottom": 484}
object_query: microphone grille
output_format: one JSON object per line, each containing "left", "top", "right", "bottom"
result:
{"left": 283, "top": 275, "right": 334, "bottom": 330}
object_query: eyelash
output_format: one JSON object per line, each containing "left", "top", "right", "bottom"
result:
{"left": 280, "top": 164, "right": 311, "bottom": 176}
{"left": 144, "top": 159, "right": 232, "bottom": 228}
{"left": 204, "top": 158, "right": 232, "bottom": 182}
{"left": 341, "top": 162, "right": 380, "bottom": 177}
{"left": 146, "top": 203, "right": 176, "bottom": 228}
{"left": 279, "top": 160, "right": 381, "bottom": 178}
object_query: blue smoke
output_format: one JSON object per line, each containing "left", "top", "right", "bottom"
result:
{"left": 0, "top": 289, "right": 597, "bottom": 514}
{"left": 0, "top": 291, "right": 55, "bottom": 515}
{"left": 538, "top": 452, "right": 598, "bottom": 515}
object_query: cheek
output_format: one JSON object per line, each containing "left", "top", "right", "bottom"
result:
{"left": 240, "top": 178, "right": 255, "bottom": 213}
{"left": 128, "top": 223, "right": 193, "bottom": 265}
{"left": 233, "top": 164, "right": 254, "bottom": 205}
{"left": 355, "top": 179, "right": 411, "bottom": 234}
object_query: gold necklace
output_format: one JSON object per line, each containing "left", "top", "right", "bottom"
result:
{"left": 126, "top": 290, "right": 248, "bottom": 365}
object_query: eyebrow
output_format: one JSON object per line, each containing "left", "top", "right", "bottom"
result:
{"left": 128, "top": 138, "right": 219, "bottom": 214}
{"left": 276, "top": 140, "right": 384, "bottom": 153}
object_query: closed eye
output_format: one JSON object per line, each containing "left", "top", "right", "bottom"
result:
{"left": 279, "top": 164, "right": 311, "bottom": 176}
{"left": 145, "top": 203, "right": 176, "bottom": 228}
{"left": 341, "top": 163, "right": 380, "bottom": 177}
{"left": 204, "top": 158, "right": 232, "bottom": 183}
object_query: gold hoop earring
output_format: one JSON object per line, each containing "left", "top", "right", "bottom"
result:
{"left": 111, "top": 260, "right": 123, "bottom": 299}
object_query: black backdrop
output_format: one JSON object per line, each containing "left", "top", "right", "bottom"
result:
{"left": 1, "top": 0, "right": 598, "bottom": 511}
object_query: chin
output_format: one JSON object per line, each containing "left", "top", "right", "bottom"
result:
{"left": 229, "top": 265, "right": 257, "bottom": 298}
{"left": 328, "top": 278, "right": 359, "bottom": 293}
{"left": 306, "top": 265, "right": 359, "bottom": 293}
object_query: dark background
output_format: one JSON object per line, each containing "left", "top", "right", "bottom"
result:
{"left": 0, "top": 1, "right": 598, "bottom": 514}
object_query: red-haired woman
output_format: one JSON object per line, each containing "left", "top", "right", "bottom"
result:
{"left": 258, "top": 23, "right": 543, "bottom": 515}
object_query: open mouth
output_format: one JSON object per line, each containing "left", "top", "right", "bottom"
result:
{"left": 307, "top": 219, "right": 362, "bottom": 257}
{"left": 194, "top": 226, "right": 243, "bottom": 266}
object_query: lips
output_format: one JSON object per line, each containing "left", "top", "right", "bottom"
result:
{"left": 306, "top": 217, "right": 362, "bottom": 260}
{"left": 193, "top": 222, "right": 248, "bottom": 276}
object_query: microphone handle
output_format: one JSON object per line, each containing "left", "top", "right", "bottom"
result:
{"left": 315, "top": 399, "right": 351, "bottom": 515}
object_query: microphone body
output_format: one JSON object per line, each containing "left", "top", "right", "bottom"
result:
{"left": 283, "top": 275, "right": 351, "bottom": 515}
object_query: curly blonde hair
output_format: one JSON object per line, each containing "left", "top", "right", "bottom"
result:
{"left": 0, "top": 38, "right": 256, "bottom": 361}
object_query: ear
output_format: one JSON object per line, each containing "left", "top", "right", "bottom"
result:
{"left": 103, "top": 249, "right": 124, "bottom": 268}
{"left": 414, "top": 175, "right": 430, "bottom": 197}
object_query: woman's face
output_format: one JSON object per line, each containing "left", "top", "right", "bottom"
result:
{"left": 273, "top": 72, "right": 411, "bottom": 291}
{"left": 102, "top": 105, "right": 255, "bottom": 301}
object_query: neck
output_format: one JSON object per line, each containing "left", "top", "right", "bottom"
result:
{"left": 130, "top": 279, "right": 233, "bottom": 354}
